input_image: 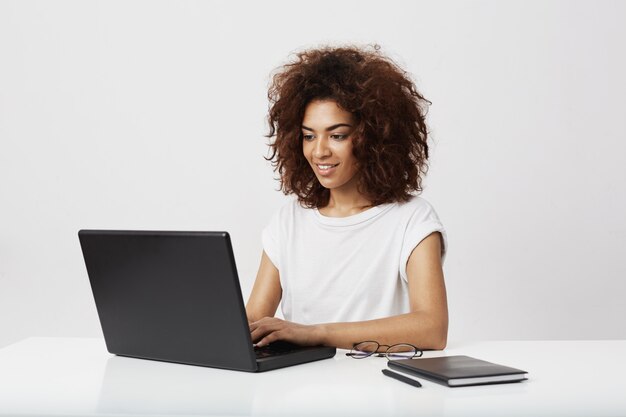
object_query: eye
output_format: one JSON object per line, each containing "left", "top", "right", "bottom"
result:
{"left": 330, "top": 134, "right": 348, "bottom": 140}
{"left": 302, "top": 134, "right": 315, "bottom": 141}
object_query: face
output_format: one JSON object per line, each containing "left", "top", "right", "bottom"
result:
{"left": 302, "top": 100, "right": 360, "bottom": 192}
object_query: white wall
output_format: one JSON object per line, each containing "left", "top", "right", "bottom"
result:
{"left": 1, "top": 0, "right": 624, "bottom": 348}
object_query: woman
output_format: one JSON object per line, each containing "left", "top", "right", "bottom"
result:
{"left": 247, "top": 45, "right": 448, "bottom": 351}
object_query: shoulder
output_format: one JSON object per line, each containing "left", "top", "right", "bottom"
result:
{"left": 401, "top": 195, "right": 435, "bottom": 209}
{"left": 272, "top": 197, "right": 308, "bottom": 219}
{"left": 265, "top": 197, "right": 312, "bottom": 229}
{"left": 394, "top": 195, "right": 440, "bottom": 219}
{"left": 396, "top": 195, "right": 448, "bottom": 273}
{"left": 394, "top": 195, "right": 445, "bottom": 245}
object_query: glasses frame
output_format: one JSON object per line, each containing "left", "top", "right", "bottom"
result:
{"left": 345, "top": 340, "right": 423, "bottom": 360}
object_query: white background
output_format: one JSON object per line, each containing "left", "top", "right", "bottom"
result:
{"left": 1, "top": 0, "right": 624, "bottom": 348}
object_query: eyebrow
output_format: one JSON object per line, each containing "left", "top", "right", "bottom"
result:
{"left": 301, "top": 123, "right": 353, "bottom": 132}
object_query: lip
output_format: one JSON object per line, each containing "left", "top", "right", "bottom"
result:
{"left": 315, "top": 163, "right": 339, "bottom": 177}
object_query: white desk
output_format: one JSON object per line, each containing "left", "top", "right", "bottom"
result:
{"left": 0, "top": 338, "right": 624, "bottom": 416}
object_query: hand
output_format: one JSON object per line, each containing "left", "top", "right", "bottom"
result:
{"left": 249, "top": 317, "right": 326, "bottom": 347}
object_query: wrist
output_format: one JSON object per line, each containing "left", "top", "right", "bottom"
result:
{"left": 314, "top": 323, "right": 332, "bottom": 346}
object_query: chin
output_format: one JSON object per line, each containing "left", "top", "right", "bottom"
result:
{"left": 316, "top": 178, "right": 338, "bottom": 189}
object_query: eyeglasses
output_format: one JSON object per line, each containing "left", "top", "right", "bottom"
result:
{"left": 345, "top": 341, "right": 423, "bottom": 360}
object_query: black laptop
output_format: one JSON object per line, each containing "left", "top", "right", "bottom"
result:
{"left": 78, "top": 230, "right": 336, "bottom": 372}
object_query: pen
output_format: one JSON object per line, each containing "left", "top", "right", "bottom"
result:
{"left": 382, "top": 369, "right": 423, "bottom": 388}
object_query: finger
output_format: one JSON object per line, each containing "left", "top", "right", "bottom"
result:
{"left": 251, "top": 323, "right": 278, "bottom": 342}
{"left": 249, "top": 316, "right": 273, "bottom": 332}
{"left": 251, "top": 318, "right": 288, "bottom": 344}
{"left": 250, "top": 319, "right": 282, "bottom": 343}
{"left": 257, "top": 330, "right": 284, "bottom": 347}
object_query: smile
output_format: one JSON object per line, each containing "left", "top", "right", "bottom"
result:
{"left": 317, "top": 164, "right": 339, "bottom": 170}
{"left": 315, "top": 163, "right": 339, "bottom": 176}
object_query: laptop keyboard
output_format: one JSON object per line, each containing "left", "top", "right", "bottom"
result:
{"left": 254, "top": 341, "right": 302, "bottom": 359}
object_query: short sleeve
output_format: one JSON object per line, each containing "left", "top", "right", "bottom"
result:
{"left": 261, "top": 210, "right": 281, "bottom": 271}
{"left": 399, "top": 199, "right": 448, "bottom": 282}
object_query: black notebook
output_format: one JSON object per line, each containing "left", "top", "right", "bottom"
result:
{"left": 388, "top": 355, "right": 528, "bottom": 387}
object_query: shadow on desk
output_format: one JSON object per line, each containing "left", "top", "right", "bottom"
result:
{"left": 98, "top": 355, "right": 256, "bottom": 415}
{"left": 96, "top": 352, "right": 450, "bottom": 416}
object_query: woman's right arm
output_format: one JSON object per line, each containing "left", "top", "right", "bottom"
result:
{"left": 245, "top": 251, "right": 282, "bottom": 323}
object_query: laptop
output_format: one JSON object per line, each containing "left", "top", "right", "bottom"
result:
{"left": 78, "top": 230, "right": 336, "bottom": 372}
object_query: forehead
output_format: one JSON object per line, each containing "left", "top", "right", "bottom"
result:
{"left": 302, "top": 100, "right": 355, "bottom": 126}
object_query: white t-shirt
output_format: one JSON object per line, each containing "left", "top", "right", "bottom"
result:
{"left": 262, "top": 195, "right": 447, "bottom": 325}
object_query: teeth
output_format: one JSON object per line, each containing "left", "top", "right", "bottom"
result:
{"left": 318, "top": 164, "right": 337, "bottom": 169}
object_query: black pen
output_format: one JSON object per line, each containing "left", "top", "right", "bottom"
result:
{"left": 382, "top": 369, "right": 423, "bottom": 388}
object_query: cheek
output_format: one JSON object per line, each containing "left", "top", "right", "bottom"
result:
{"left": 342, "top": 152, "right": 360, "bottom": 176}
{"left": 337, "top": 145, "right": 357, "bottom": 169}
{"left": 346, "top": 158, "right": 360, "bottom": 174}
{"left": 332, "top": 141, "right": 354, "bottom": 158}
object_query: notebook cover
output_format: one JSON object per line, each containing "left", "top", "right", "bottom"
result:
{"left": 388, "top": 355, "right": 527, "bottom": 387}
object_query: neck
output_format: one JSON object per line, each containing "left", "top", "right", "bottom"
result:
{"left": 322, "top": 179, "right": 373, "bottom": 217}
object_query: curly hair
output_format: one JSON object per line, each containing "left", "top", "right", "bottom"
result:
{"left": 266, "top": 45, "right": 432, "bottom": 208}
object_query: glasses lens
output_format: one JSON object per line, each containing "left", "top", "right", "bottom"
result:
{"left": 350, "top": 341, "right": 379, "bottom": 359}
{"left": 385, "top": 344, "right": 420, "bottom": 359}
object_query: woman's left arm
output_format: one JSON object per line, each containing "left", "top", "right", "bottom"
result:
{"left": 249, "top": 232, "right": 448, "bottom": 350}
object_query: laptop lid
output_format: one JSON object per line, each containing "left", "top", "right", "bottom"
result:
{"left": 79, "top": 230, "right": 258, "bottom": 371}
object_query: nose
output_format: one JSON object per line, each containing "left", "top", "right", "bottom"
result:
{"left": 312, "top": 137, "right": 331, "bottom": 159}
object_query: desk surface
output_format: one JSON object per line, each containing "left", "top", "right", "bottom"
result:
{"left": 0, "top": 338, "right": 624, "bottom": 417}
